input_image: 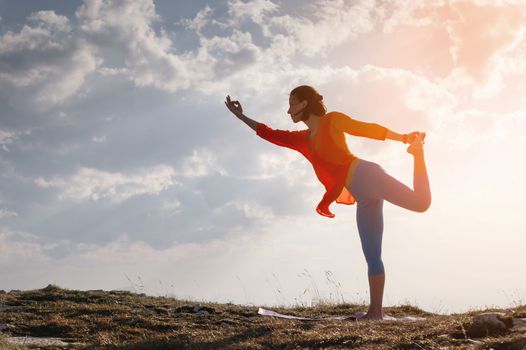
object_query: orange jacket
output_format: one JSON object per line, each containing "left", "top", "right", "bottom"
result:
{"left": 255, "top": 111, "right": 388, "bottom": 218}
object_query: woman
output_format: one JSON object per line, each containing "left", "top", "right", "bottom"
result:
{"left": 224, "top": 85, "right": 431, "bottom": 321}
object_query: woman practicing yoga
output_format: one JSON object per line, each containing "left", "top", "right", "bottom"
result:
{"left": 224, "top": 85, "right": 431, "bottom": 321}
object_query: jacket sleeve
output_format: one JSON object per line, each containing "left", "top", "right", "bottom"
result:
{"left": 255, "top": 123, "right": 305, "bottom": 152}
{"left": 330, "top": 112, "right": 388, "bottom": 140}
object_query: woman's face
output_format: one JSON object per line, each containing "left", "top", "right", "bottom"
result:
{"left": 288, "top": 94, "right": 307, "bottom": 123}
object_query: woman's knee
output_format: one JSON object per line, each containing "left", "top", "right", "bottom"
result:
{"left": 367, "top": 258, "right": 385, "bottom": 276}
{"left": 415, "top": 195, "right": 431, "bottom": 213}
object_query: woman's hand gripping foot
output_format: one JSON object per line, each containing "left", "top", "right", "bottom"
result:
{"left": 407, "top": 132, "right": 425, "bottom": 156}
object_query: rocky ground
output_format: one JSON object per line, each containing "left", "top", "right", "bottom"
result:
{"left": 0, "top": 284, "right": 525, "bottom": 349}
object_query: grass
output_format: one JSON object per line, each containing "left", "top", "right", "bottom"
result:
{"left": 1, "top": 283, "right": 526, "bottom": 349}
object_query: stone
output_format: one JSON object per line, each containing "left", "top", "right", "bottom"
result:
{"left": 473, "top": 312, "right": 513, "bottom": 329}
{"left": 465, "top": 312, "right": 514, "bottom": 338}
{"left": 176, "top": 304, "right": 215, "bottom": 314}
{"left": 511, "top": 318, "right": 526, "bottom": 332}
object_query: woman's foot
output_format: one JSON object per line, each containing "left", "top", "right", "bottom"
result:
{"left": 355, "top": 311, "right": 385, "bottom": 321}
{"left": 407, "top": 132, "right": 425, "bottom": 155}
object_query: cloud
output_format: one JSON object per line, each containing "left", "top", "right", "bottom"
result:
{"left": 27, "top": 10, "right": 71, "bottom": 31}
{"left": 35, "top": 165, "right": 176, "bottom": 203}
{"left": 447, "top": 1, "right": 526, "bottom": 82}
{"left": 249, "top": 151, "right": 315, "bottom": 189}
{"left": 0, "top": 130, "right": 16, "bottom": 151}
{"left": 2, "top": 0, "right": 523, "bottom": 108}
{"left": 436, "top": 108, "right": 526, "bottom": 153}
{"left": 214, "top": 200, "right": 275, "bottom": 220}
{"left": 168, "top": 0, "right": 386, "bottom": 95}
{"left": 357, "top": 1, "right": 526, "bottom": 99}
{"left": 304, "top": 64, "right": 456, "bottom": 134}
{"left": 371, "top": 0, "right": 526, "bottom": 82}
{"left": 0, "top": 10, "right": 100, "bottom": 106}
{"left": 228, "top": 0, "right": 279, "bottom": 25}
{"left": 395, "top": 0, "right": 525, "bottom": 100}
{"left": 0, "top": 230, "right": 49, "bottom": 265}
{"left": 178, "top": 5, "right": 214, "bottom": 33}
{"left": 266, "top": 0, "right": 378, "bottom": 56}
{"left": 0, "top": 209, "right": 18, "bottom": 220}
{"left": 159, "top": 198, "right": 182, "bottom": 216}
{"left": 380, "top": 0, "right": 446, "bottom": 33}
{"left": 0, "top": 0, "right": 459, "bottom": 104}
{"left": 179, "top": 148, "right": 228, "bottom": 178}
{"left": 77, "top": 0, "right": 214, "bottom": 93}
{"left": 92, "top": 135, "right": 106, "bottom": 143}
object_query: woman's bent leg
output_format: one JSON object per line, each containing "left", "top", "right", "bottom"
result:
{"left": 376, "top": 152, "right": 431, "bottom": 212}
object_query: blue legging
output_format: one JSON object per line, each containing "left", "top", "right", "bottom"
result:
{"left": 347, "top": 159, "right": 431, "bottom": 276}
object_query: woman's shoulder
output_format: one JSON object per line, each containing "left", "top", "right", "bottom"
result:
{"left": 325, "top": 111, "right": 349, "bottom": 117}
{"left": 324, "top": 111, "right": 351, "bottom": 122}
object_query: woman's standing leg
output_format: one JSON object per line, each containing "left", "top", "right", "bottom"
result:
{"left": 355, "top": 198, "right": 386, "bottom": 319}
{"left": 349, "top": 160, "right": 387, "bottom": 320}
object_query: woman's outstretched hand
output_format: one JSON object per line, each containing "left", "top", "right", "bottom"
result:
{"left": 224, "top": 95, "right": 259, "bottom": 131}
{"left": 224, "top": 95, "right": 243, "bottom": 118}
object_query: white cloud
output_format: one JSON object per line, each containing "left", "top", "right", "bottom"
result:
{"left": 39, "top": 43, "right": 100, "bottom": 104}
{"left": 380, "top": 0, "right": 446, "bottom": 33}
{"left": 0, "top": 0, "right": 459, "bottom": 102}
{"left": 251, "top": 151, "right": 315, "bottom": 188}
{"left": 0, "top": 209, "right": 18, "bottom": 219}
{"left": 436, "top": 108, "right": 526, "bottom": 153}
{"left": 0, "top": 130, "right": 16, "bottom": 151}
{"left": 2, "top": 0, "right": 523, "bottom": 106}
{"left": 77, "top": 233, "right": 158, "bottom": 264}
{"left": 0, "top": 230, "right": 49, "bottom": 265}
{"left": 215, "top": 200, "right": 275, "bottom": 220}
{"left": 228, "top": 0, "right": 279, "bottom": 24}
{"left": 179, "top": 148, "right": 228, "bottom": 177}
{"left": 447, "top": 1, "right": 526, "bottom": 81}
{"left": 264, "top": 0, "right": 378, "bottom": 57}
{"left": 178, "top": 5, "right": 214, "bottom": 33}
{"left": 301, "top": 64, "right": 456, "bottom": 135}
{"left": 35, "top": 165, "right": 176, "bottom": 203}
{"left": 27, "top": 10, "right": 71, "bottom": 32}
{"left": 160, "top": 199, "right": 182, "bottom": 216}
{"left": 92, "top": 135, "right": 106, "bottom": 143}
{"left": 0, "top": 9, "right": 100, "bottom": 106}
{"left": 358, "top": 1, "right": 526, "bottom": 100}
{"left": 76, "top": 0, "right": 214, "bottom": 93}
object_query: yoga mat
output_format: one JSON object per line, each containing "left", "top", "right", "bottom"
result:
{"left": 258, "top": 308, "right": 426, "bottom": 322}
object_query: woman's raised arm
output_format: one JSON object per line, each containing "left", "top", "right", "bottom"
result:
{"left": 224, "top": 95, "right": 258, "bottom": 132}
{"left": 332, "top": 112, "right": 425, "bottom": 144}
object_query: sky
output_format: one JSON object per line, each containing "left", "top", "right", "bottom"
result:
{"left": 1, "top": 0, "right": 525, "bottom": 315}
